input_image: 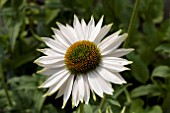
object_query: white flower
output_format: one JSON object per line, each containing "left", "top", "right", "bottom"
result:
{"left": 34, "top": 15, "right": 133, "bottom": 108}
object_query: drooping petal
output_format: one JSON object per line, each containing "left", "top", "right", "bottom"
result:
{"left": 77, "top": 75, "right": 85, "bottom": 102}
{"left": 55, "top": 84, "right": 66, "bottom": 99}
{"left": 44, "top": 71, "right": 70, "bottom": 96}
{"left": 93, "top": 70, "right": 113, "bottom": 95}
{"left": 83, "top": 76, "right": 90, "bottom": 104}
{"left": 72, "top": 78, "right": 80, "bottom": 107}
{"left": 97, "top": 66, "right": 126, "bottom": 84}
{"left": 62, "top": 75, "right": 74, "bottom": 108}
{"left": 39, "top": 69, "right": 69, "bottom": 88}
{"left": 87, "top": 71, "right": 103, "bottom": 97}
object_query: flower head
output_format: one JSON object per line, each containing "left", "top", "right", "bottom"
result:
{"left": 34, "top": 15, "right": 133, "bottom": 108}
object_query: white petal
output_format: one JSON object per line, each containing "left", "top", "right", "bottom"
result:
{"left": 72, "top": 78, "right": 80, "bottom": 107}
{"left": 100, "top": 61, "right": 129, "bottom": 72}
{"left": 87, "top": 71, "right": 103, "bottom": 97}
{"left": 86, "top": 16, "right": 95, "bottom": 40}
{"left": 63, "top": 75, "right": 74, "bottom": 101}
{"left": 89, "top": 15, "right": 104, "bottom": 42}
{"left": 103, "top": 48, "right": 134, "bottom": 57}
{"left": 99, "top": 33, "right": 128, "bottom": 55}
{"left": 39, "top": 69, "right": 69, "bottom": 88}
{"left": 83, "top": 76, "right": 90, "bottom": 104}
{"left": 42, "top": 37, "right": 66, "bottom": 54}
{"left": 57, "top": 22, "right": 77, "bottom": 44}
{"left": 35, "top": 59, "right": 65, "bottom": 68}
{"left": 37, "top": 67, "right": 64, "bottom": 76}
{"left": 98, "top": 29, "right": 122, "bottom": 51}
{"left": 52, "top": 36, "right": 68, "bottom": 50}
{"left": 77, "top": 75, "right": 85, "bottom": 102}
{"left": 93, "top": 70, "right": 113, "bottom": 95}
{"left": 62, "top": 75, "right": 74, "bottom": 108}
{"left": 55, "top": 84, "right": 66, "bottom": 99}
{"left": 73, "top": 15, "right": 84, "bottom": 40}
{"left": 45, "top": 71, "right": 70, "bottom": 96}
{"left": 37, "top": 48, "right": 64, "bottom": 57}
{"left": 97, "top": 66, "right": 126, "bottom": 84}
{"left": 102, "top": 57, "right": 133, "bottom": 66}
{"left": 81, "top": 19, "right": 87, "bottom": 40}
{"left": 93, "top": 23, "right": 113, "bottom": 44}
{"left": 52, "top": 28, "right": 70, "bottom": 47}
{"left": 34, "top": 56, "right": 63, "bottom": 64}
{"left": 66, "top": 24, "right": 79, "bottom": 41}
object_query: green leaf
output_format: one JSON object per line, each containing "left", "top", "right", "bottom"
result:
{"left": 34, "top": 91, "right": 46, "bottom": 113}
{"left": 0, "top": 0, "right": 7, "bottom": 8}
{"left": 45, "top": 9, "right": 59, "bottom": 25}
{"left": 84, "top": 104, "right": 93, "bottom": 113}
{"left": 131, "top": 84, "right": 161, "bottom": 98}
{"left": 8, "top": 76, "right": 35, "bottom": 84}
{"left": 162, "top": 92, "right": 170, "bottom": 113}
{"left": 148, "top": 105, "right": 163, "bottom": 113}
{"left": 130, "top": 99, "right": 145, "bottom": 113}
{"left": 0, "top": 60, "right": 3, "bottom": 87}
{"left": 9, "top": 20, "right": 22, "bottom": 51}
{"left": 152, "top": 65, "right": 170, "bottom": 78}
{"left": 110, "top": 84, "right": 132, "bottom": 99}
{"left": 139, "top": 0, "right": 163, "bottom": 23}
{"left": 120, "top": 107, "right": 126, "bottom": 113}
{"left": 12, "top": 52, "right": 38, "bottom": 69}
{"left": 42, "top": 104, "right": 60, "bottom": 113}
{"left": 155, "top": 43, "right": 170, "bottom": 54}
{"left": 107, "top": 99, "right": 120, "bottom": 107}
{"left": 127, "top": 53, "right": 149, "bottom": 83}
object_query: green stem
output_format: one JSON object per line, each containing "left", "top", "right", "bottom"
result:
{"left": 98, "top": 95, "right": 106, "bottom": 112}
{"left": 123, "top": 0, "right": 141, "bottom": 48}
{"left": 0, "top": 62, "right": 13, "bottom": 106}
{"left": 124, "top": 88, "right": 131, "bottom": 104}
{"left": 28, "top": 16, "right": 42, "bottom": 42}
{"left": 80, "top": 103, "right": 84, "bottom": 113}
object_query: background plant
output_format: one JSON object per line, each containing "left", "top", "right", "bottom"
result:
{"left": 0, "top": 0, "right": 170, "bottom": 113}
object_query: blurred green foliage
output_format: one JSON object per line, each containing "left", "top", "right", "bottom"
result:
{"left": 0, "top": 0, "right": 170, "bottom": 113}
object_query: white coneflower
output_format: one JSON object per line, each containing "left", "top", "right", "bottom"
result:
{"left": 34, "top": 15, "right": 133, "bottom": 108}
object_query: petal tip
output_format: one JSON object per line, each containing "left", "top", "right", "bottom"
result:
{"left": 62, "top": 101, "right": 67, "bottom": 109}
{"left": 42, "top": 93, "right": 48, "bottom": 97}
{"left": 36, "top": 48, "right": 42, "bottom": 52}
{"left": 33, "top": 60, "right": 38, "bottom": 64}
{"left": 108, "top": 23, "right": 113, "bottom": 27}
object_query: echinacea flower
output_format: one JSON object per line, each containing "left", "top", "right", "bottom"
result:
{"left": 34, "top": 15, "right": 133, "bottom": 108}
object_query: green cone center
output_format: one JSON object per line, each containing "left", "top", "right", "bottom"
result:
{"left": 65, "top": 40, "right": 101, "bottom": 74}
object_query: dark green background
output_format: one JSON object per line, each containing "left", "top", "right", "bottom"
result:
{"left": 0, "top": 0, "right": 170, "bottom": 113}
